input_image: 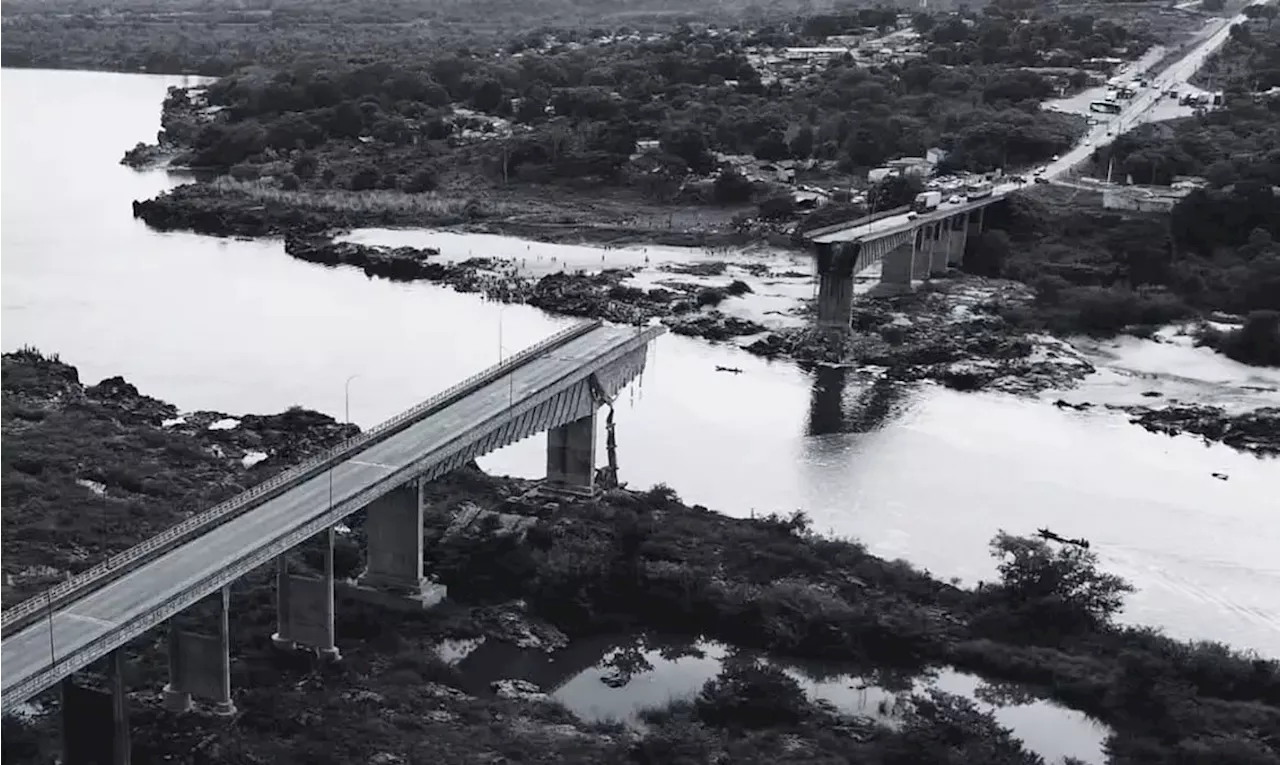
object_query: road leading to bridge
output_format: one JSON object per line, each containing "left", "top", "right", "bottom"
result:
{"left": 1, "top": 322, "right": 660, "bottom": 712}
{"left": 811, "top": 6, "right": 1268, "bottom": 247}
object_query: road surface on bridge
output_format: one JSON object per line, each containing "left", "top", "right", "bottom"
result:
{"left": 811, "top": 6, "right": 1266, "bottom": 247}
{"left": 1, "top": 323, "right": 651, "bottom": 711}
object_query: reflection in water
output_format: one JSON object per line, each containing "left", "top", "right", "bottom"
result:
{"left": 441, "top": 633, "right": 1110, "bottom": 765}
{"left": 806, "top": 366, "right": 910, "bottom": 436}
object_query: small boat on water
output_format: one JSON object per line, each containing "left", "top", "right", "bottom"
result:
{"left": 1036, "top": 528, "right": 1091, "bottom": 549}
{"left": 715, "top": 366, "right": 744, "bottom": 374}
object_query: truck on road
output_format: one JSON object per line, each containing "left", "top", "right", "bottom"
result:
{"left": 913, "top": 191, "right": 942, "bottom": 212}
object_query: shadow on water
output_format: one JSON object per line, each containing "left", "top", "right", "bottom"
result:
{"left": 806, "top": 366, "right": 912, "bottom": 437}
{"left": 439, "top": 633, "right": 1111, "bottom": 765}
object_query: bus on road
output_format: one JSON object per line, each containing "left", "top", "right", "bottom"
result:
{"left": 965, "top": 182, "right": 994, "bottom": 201}
{"left": 1089, "top": 100, "right": 1123, "bottom": 115}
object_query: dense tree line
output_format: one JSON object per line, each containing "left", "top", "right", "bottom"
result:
{"left": 149, "top": 22, "right": 1082, "bottom": 198}
{"left": 918, "top": 7, "right": 1153, "bottom": 68}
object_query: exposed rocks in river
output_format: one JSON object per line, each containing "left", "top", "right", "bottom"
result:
{"left": 747, "top": 278, "right": 1097, "bottom": 396}
{"left": 1120, "top": 404, "right": 1280, "bottom": 456}
{"left": 282, "top": 236, "right": 767, "bottom": 342}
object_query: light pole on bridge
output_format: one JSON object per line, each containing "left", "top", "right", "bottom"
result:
{"left": 344, "top": 374, "right": 360, "bottom": 426}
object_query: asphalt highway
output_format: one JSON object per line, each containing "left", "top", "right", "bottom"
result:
{"left": 0, "top": 323, "right": 649, "bottom": 711}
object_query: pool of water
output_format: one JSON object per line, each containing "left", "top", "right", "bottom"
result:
{"left": 439, "top": 634, "right": 1110, "bottom": 765}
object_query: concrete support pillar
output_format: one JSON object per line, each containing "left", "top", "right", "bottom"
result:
{"left": 946, "top": 216, "right": 966, "bottom": 266}
{"left": 350, "top": 478, "right": 446, "bottom": 609}
{"left": 814, "top": 242, "right": 857, "bottom": 328}
{"left": 911, "top": 227, "right": 932, "bottom": 280}
{"left": 163, "top": 586, "right": 235, "bottom": 716}
{"left": 360, "top": 480, "right": 425, "bottom": 593}
{"left": 880, "top": 240, "right": 915, "bottom": 291}
{"left": 61, "top": 650, "right": 130, "bottom": 765}
{"left": 272, "top": 527, "right": 340, "bottom": 660}
{"left": 546, "top": 413, "right": 597, "bottom": 492}
{"left": 930, "top": 221, "right": 951, "bottom": 273}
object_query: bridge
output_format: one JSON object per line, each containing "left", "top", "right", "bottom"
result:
{"left": 803, "top": 190, "right": 1005, "bottom": 326}
{"left": 0, "top": 319, "right": 664, "bottom": 761}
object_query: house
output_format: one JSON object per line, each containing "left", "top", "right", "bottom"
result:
{"left": 885, "top": 157, "right": 934, "bottom": 178}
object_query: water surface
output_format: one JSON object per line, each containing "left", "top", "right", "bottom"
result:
{"left": 2, "top": 67, "right": 1277, "bottom": 655}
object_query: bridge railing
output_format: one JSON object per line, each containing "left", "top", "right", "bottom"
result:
{"left": 0, "top": 319, "right": 602, "bottom": 637}
{"left": 0, "top": 323, "right": 665, "bottom": 714}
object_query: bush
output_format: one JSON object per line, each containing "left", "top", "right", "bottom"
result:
{"left": 713, "top": 170, "right": 754, "bottom": 205}
{"left": 978, "top": 531, "right": 1135, "bottom": 637}
{"left": 694, "top": 660, "right": 810, "bottom": 729}
{"left": 757, "top": 194, "right": 796, "bottom": 220}
{"left": 403, "top": 167, "right": 439, "bottom": 193}
{"left": 349, "top": 167, "right": 380, "bottom": 191}
{"left": 1199, "top": 311, "right": 1280, "bottom": 367}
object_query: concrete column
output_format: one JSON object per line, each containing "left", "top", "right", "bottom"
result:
{"left": 911, "top": 227, "right": 932, "bottom": 280}
{"left": 546, "top": 413, "right": 597, "bottom": 492}
{"left": 162, "top": 586, "right": 234, "bottom": 716}
{"left": 880, "top": 240, "right": 915, "bottom": 291}
{"left": 930, "top": 221, "right": 951, "bottom": 273}
{"left": 360, "top": 481, "right": 425, "bottom": 593}
{"left": 350, "top": 478, "right": 446, "bottom": 609}
{"left": 946, "top": 216, "right": 966, "bottom": 266}
{"left": 272, "top": 527, "right": 340, "bottom": 660}
{"left": 814, "top": 242, "right": 857, "bottom": 328}
{"left": 61, "top": 650, "right": 130, "bottom": 765}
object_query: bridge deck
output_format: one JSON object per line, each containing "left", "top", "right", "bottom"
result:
{"left": 810, "top": 189, "right": 1007, "bottom": 245}
{"left": 1, "top": 324, "right": 652, "bottom": 708}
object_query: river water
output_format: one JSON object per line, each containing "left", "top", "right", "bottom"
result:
{"left": 3, "top": 69, "right": 1279, "bottom": 666}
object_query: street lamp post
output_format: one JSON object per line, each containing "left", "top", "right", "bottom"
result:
{"left": 344, "top": 374, "right": 359, "bottom": 425}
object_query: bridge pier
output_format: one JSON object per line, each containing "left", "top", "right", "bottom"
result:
{"left": 911, "top": 228, "right": 932, "bottom": 280}
{"left": 945, "top": 215, "right": 967, "bottom": 266}
{"left": 964, "top": 207, "right": 985, "bottom": 264}
{"left": 61, "top": 649, "right": 130, "bottom": 765}
{"left": 271, "top": 526, "right": 340, "bottom": 660}
{"left": 546, "top": 413, "right": 597, "bottom": 493}
{"left": 930, "top": 221, "right": 951, "bottom": 273}
{"left": 354, "top": 479, "right": 446, "bottom": 608}
{"left": 880, "top": 238, "right": 915, "bottom": 292}
{"left": 162, "top": 586, "right": 235, "bottom": 716}
{"left": 814, "top": 242, "right": 857, "bottom": 328}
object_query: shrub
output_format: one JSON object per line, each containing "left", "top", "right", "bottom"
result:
{"left": 1199, "top": 311, "right": 1280, "bottom": 367}
{"left": 694, "top": 660, "right": 810, "bottom": 729}
{"left": 349, "top": 167, "right": 380, "bottom": 191}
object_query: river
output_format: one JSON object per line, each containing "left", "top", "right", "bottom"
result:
{"left": 3, "top": 69, "right": 1278, "bottom": 665}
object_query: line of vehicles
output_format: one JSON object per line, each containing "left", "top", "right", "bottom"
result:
{"left": 911, "top": 181, "right": 993, "bottom": 213}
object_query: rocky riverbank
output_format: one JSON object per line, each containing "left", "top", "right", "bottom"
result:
{"left": 3, "top": 351, "right": 1278, "bottom": 765}
{"left": 131, "top": 178, "right": 756, "bottom": 249}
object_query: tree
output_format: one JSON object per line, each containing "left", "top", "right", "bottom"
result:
{"left": 349, "top": 167, "right": 380, "bottom": 191}
{"left": 983, "top": 531, "right": 1135, "bottom": 633}
{"left": 868, "top": 174, "right": 924, "bottom": 211}
{"left": 661, "top": 125, "right": 716, "bottom": 175}
{"left": 968, "top": 229, "right": 1012, "bottom": 276}
{"left": 713, "top": 169, "right": 754, "bottom": 204}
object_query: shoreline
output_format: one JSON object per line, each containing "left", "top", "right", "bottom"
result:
{"left": 3, "top": 350, "right": 1278, "bottom": 764}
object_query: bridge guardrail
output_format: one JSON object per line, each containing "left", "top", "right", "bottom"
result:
{"left": 0, "top": 319, "right": 602, "bottom": 637}
{"left": 0, "top": 322, "right": 663, "bottom": 714}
